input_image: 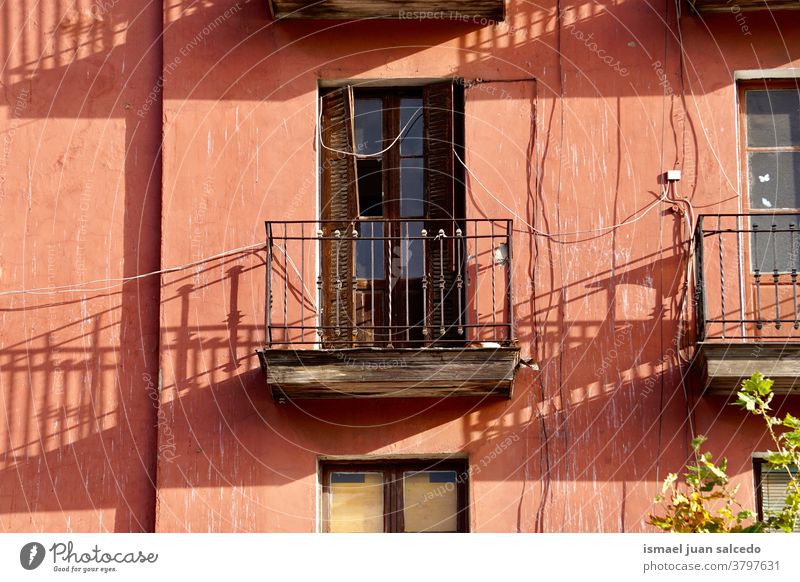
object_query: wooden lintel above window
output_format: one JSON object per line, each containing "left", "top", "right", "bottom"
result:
{"left": 691, "top": 343, "right": 800, "bottom": 395}
{"left": 269, "top": 1, "right": 505, "bottom": 21}
{"left": 256, "top": 347, "right": 522, "bottom": 400}
{"left": 687, "top": 0, "right": 800, "bottom": 12}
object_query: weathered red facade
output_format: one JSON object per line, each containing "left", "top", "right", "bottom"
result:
{"left": 1, "top": 0, "right": 798, "bottom": 532}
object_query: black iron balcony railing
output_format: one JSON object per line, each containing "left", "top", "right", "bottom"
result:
{"left": 695, "top": 213, "right": 800, "bottom": 341}
{"left": 264, "top": 218, "right": 514, "bottom": 347}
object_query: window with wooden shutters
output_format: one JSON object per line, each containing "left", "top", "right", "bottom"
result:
{"left": 320, "top": 88, "right": 358, "bottom": 347}
{"left": 755, "top": 459, "right": 800, "bottom": 532}
{"left": 318, "top": 82, "right": 465, "bottom": 348}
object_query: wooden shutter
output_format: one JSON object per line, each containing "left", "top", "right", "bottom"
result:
{"left": 423, "top": 81, "right": 461, "bottom": 344}
{"left": 320, "top": 88, "right": 357, "bottom": 347}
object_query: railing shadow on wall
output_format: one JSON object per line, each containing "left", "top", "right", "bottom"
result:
{"left": 0, "top": 242, "right": 705, "bottom": 531}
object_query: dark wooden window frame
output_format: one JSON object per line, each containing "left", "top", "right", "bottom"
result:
{"left": 353, "top": 87, "right": 427, "bottom": 346}
{"left": 320, "top": 458, "right": 470, "bottom": 533}
{"left": 754, "top": 457, "right": 766, "bottom": 522}
{"left": 318, "top": 81, "right": 466, "bottom": 348}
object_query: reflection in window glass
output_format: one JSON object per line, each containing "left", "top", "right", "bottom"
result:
{"left": 400, "top": 221, "right": 424, "bottom": 279}
{"left": 403, "top": 470, "right": 458, "bottom": 532}
{"left": 746, "top": 90, "right": 800, "bottom": 148}
{"left": 355, "top": 99, "right": 383, "bottom": 155}
{"left": 356, "top": 222, "right": 385, "bottom": 279}
{"left": 400, "top": 98, "right": 424, "bottom": 156}
{"left": 400, "top": 159, "right": 424, "bottom": 218}
{"left": 329, "top": 472, "right": 384, "bottom": 533}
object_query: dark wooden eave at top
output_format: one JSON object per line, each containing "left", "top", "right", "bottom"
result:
{"left": 690, "top": 342, "right": 800, "bottom": 396}
{"left": 687, "top": 0, "right": 800, "bottom": 12}
{"left": 269, "top": 0, "right": 505, "bottom": 20}
{"left": 257, "top": 346, "right": 521, "bottom": 400}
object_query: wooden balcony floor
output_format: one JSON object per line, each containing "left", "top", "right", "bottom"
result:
{"left": 691, "top": 342, "right": 800, "bottom": 396}
{"left": 257, "top": 346, "right": 522, "bottom": 401}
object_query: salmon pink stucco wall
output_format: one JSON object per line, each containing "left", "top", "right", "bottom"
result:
{"left": 1, "top": 0, "right": 799, "bottom": 533}
{"left": 0, "top": 1, "right": 162, "bottom": 531}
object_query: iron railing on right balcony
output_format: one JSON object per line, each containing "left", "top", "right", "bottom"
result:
{"left": 264, "top": 218, "right": 514, "bottom": 348}
{"left": 695, "top": 213, "right": 800, "bottom": 341}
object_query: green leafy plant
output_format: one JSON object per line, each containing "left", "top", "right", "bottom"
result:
{"left": 733, "top": 372, "right": 800, "bottom": 533}
{"left": 648, "top": 435, "right": 761, "bottom": 532}
{"left": 649, "top": 372, "right": 799, "bottom": 533}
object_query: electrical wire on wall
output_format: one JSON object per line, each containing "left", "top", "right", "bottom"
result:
{"left": 0, "top": 242, "right": 266, "bottom": 297}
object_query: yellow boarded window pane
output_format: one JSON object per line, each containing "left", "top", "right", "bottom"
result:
{"left": 403, "top": 471, "right": 458, "bottom": 532}
{"left": 329, "top": 472, "right": 384, "bottom": 533}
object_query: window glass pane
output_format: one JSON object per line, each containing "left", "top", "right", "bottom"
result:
{"left": 748, "top": 151, "right": 800, "bottom": 210}
{"left": 749, "top": 215, "right": 800, "bottom": 273}
{"left": 357, "top": 159, "right": 383, "bottom": 217}
{"left": 329, "top": 472, "right": 384, "bottom": 533}
{"left": 355, "top": 98, "right": 383, "bottom": 155}
{"left": 400, "top": 98, "right": 424, "bottom": 156}
{"left": 400, "top": 158, "right": 424, "bottom": 218}
{"left": 746, "top": 90, "right": 800, "bottom": 148}
{"left": 403, "top": 470, "right": 458, "bottom": 532}
{"left": 356, "top": 222, "right": 385, "bottom": 279}
{"left": 400, "top": 221, "right": 424, "bottom": 279}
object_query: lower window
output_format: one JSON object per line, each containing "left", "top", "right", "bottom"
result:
{"left": 754, "top": 458, "right": 800, "bottom": 532}
{"left": 321, "top": 459, "right": 469, "bottom": 533}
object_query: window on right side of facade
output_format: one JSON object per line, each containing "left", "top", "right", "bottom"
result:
{"left": 754, "top": 459, "right": 800, "bottom": 532}
{"left": 742, "top": 85, "right": 800, "bottom": 273}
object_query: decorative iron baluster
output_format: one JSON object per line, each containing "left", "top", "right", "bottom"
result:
{"left": 491, "top": 221, "right": 497, "bottom": 339}
{"left": 316, "top": 228, "right": 324, "bottom": 341}
{"left": 507, "top": 219, "right": 515, "bottom": 341}
{"left": 473, "top": 227, "right": 479, "bottom": 339}
{"left": 792, "top": 223, "right": 799, "bottom": 330}
{"left": 266, "top": 223, "right": 273, "bottom": 346}
{"left": 284, "top": 223, "right": 289, "bottom": 341}
{"left": 421, "top": 228, "right": 429, "bottom": 340}
{"left": 387, "top": 225, "right": 393, "bottom": 348}
{"left": 370, "top": 222, "right": 376, "bottom": 344}
{"left": 438, "top": 229, "right": 446, "bottom": 337}
{"left": 456, "top": 227, "right": 464, "bottom": 336}
{"left": 404, "top": 222, "right": 410, "bottom": 343}
{"left": 718, "top": 215, "right": 726, "bottom": 339}
{"left": 300, "top": 222, "right": 305, "bottom": 342}
{"left": 352, "top": 227, "right": 359, "bottom": 340}
{"left": 754, "top": 224, "right": 762, "bottom": 330}
{"left": 334, "top": 229, "right": 342, "bottom": 337}
{"left": 771, "top": 223, "right": 780, "bottom": 329}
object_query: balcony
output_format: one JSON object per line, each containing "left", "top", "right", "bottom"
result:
{"left": 269, "top": 1, "right": 505, "bottom": 20}
{"left": 691, "top": 213, "right": 800, "bottom": 395}
{"left": 256, "top": 218, "right": 520, "bottom": 401}
{"left": 687, "top": 0, "right": 800, "bottom": 13}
